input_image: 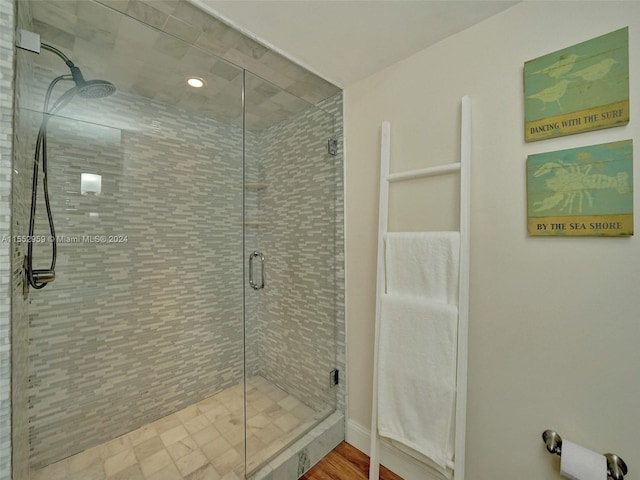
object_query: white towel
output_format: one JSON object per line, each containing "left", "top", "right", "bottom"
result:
{"left": 378, "top": 294, "right": 458, "bottom": 470}
{"left": 390, "top": 440, "right": 453, "bottom": 479}
{"left": 385, "top": 232, "right": 460, "bottom": 304}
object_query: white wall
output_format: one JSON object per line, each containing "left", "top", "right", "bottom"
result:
{"left": 344, "top": 2, "right": 640, "bottom": 479}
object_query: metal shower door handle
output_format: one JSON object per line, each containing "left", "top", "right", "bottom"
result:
{"left": 249, "top": 251, "right": 265, "bottom": 290}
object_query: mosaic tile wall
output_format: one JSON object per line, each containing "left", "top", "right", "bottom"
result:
{"left": 244, "top": 93, "right": 344, "bottom": 417}
{"left": 0, "top": 1, "right": 15, "bottom": 478}
{"left": 22, "top": 68, "right": 246, "bottom": 469}
{"left": 243, "top": 91, "right": 344, "bottom": 419}
{"left": 247, "top": 94, "right": 341, "bottom": 414}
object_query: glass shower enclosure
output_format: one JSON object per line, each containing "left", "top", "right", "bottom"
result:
{"left": 15, "top": 1, "right": 339, "bottom": 478}
{"left": 244, "top": 71, "right": 337, "bottom": 472}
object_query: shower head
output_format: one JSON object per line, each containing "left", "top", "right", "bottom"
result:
{"left": 69, "top": 65, "right": 116, "bottom": 99}
{"left": 77, "top": 79, "right": 116, "bottom": 99}
{"left": 41, "top": 44, "right": 116, "bottom": 99}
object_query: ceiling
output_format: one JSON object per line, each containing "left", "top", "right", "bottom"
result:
{"left": 27, "top": 0, "right": 339, "bottom": 130}
{"left": 26, "top": 0, "right": 518, "bottom": 130}
{"left": 194, "top": 0, "right": 519, "bottom": 88}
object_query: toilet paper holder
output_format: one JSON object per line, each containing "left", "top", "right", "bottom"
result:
{"left": 542, "top": 430, "right": 628, "bottom": 480}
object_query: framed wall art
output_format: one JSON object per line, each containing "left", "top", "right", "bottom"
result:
{"left": 527, "top": 140, "right": 633, "bottom": 236}
{"left": 524, "top": 27, "right": 629, "bottom": 142}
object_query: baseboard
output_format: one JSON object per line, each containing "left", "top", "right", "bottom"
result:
{"left": 346, "top": 419, "right": 446, "bottom": 480}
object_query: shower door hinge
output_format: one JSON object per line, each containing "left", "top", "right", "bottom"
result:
{"left": 327, "top": 138, "right": 338, "bottom": 156}
{"left": 329, "top": 369, "right": 339, "bottom": 387}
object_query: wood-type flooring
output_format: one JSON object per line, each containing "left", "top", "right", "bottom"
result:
{"left": 300, "top": 442, "right": 403, "bottom": 480}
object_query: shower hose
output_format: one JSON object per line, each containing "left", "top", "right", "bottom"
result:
{"left": 26, "top": 76, "right": 78, "bottom": 289}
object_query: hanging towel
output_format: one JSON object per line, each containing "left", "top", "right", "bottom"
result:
{"left": 385, "top": 232, "right": 459, "bottom": 304}
{"left": 378, "top": 294, "right": 458, "bottom": 470}
{"left": 390, "top": 440, "right": 453, "bottom": 480}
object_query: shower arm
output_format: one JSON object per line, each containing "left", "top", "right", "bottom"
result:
{"left": 41, "top": 43, "right": 74, "bottom": 67}
{"left": 41, "top": 43, "right": 87, "bottom": 88}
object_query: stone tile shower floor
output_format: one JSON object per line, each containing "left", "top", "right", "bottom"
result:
{"left": 31, "top": 376, "right": 328, "bottom": 480}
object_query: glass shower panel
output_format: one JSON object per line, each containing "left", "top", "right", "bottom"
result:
{"left": 19, "top": 3, "right": 246, "bottom": 477}
{"left": 243, "top": 72, "right": 337, "bottom": 474}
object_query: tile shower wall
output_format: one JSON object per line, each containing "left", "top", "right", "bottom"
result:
{"left": 0, "top": 1, "right": 15, "bottom": 478}
{"left": 246, "top": 98, "right": 340, "bottom": 414}
{"left": 21, "top": 68, "right": 246, "bottom": 469}
{"left": 243, "top": 93, "right": 344, "bottom": 418}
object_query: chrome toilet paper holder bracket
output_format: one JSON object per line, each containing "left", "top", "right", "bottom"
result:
{"left": 542, "top": 430, "right": 628, "bottom": 480}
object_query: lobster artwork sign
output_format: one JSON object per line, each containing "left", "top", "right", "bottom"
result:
{"left": 527, "top": 140, "right": 633, "bottom": 236}
{"left": 524, "top": 27, "right": 629, "bottom": 142}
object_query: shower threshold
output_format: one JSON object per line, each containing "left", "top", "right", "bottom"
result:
{"left": 30, "top": 376, "right": 332, "bottom": 480}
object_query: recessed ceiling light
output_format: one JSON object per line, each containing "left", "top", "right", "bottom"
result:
{"left": 187, "top": 77, "right": 205, "bottom": 88}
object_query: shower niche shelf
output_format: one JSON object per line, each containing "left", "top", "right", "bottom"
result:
{"left": 245, "top": 181, "right": 267, "bottom": 227}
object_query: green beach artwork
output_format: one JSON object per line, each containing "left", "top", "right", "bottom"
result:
{"left": 527, "top": 140, "right": 633, "bottom": 236}
{"left": 524, "top": 27, "right": 629, "bottom": 142}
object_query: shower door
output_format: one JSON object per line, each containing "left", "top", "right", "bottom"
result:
{"left": 16, "top": 1, "right": 338, "bottom": 477}
{"left": 243, "top": 71, "right": 338, "bottom": 474}
{"left": 18, "top": 3, "right": 248, "bottom": 476}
